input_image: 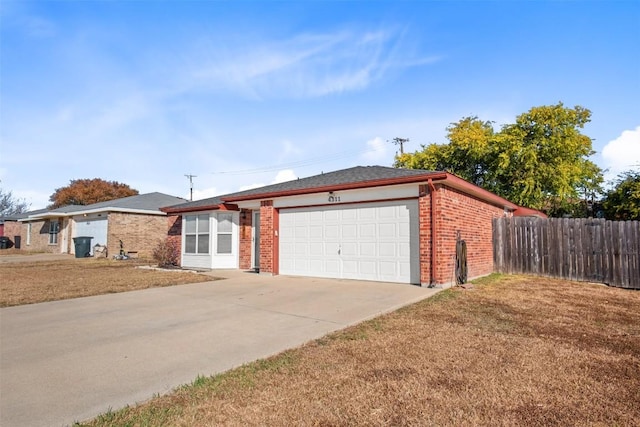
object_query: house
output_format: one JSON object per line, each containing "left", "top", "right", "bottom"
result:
{"left": 11, "top": 193, "right": 186, "bottom": 258}
{"left": 163, "top": 166, "right": 545, "bottom": 286}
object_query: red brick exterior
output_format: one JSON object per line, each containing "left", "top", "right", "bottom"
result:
{"left": 239, "top": 209, "right": 253, "bottom": 270}
{"left": 210, "top": 181, "right": 511, "bottom": 285}
{"left": 106, "top": 212, "right": 168, "bottom": 259}
{"left": 431, "top": 185, "right": 505, "bottom": 284}
{"left": 259, "top": 200, "right": 276, "bottom": 274}
{"left": 418, "top": 185, "right": 433, "bottom": 285}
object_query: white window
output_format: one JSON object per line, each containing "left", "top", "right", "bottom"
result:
{"left": 216, "top": 213, "right": 233, "bottom": 254}
{"left": 184, "top": 214, "right": 210, "bottom": 254}
{"left": 49, "top": 220, "right": 59, "bottom": 245}
{"left": 26, "top": 223, "right": 32, "bottom": 246}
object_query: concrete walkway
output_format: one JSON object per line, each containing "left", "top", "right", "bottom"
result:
{"left": 0, "top": 271, "right": 440, "bottom": 427}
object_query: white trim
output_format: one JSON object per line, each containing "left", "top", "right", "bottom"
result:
{"left": 27, "top": 207, "right": 166, "bottom": 220}
{"left": 234, "top": 183, "right": 418, "bottom": 210}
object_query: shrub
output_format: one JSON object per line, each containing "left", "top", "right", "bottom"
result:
{"left": 152, "top": 238, "right": 180, "bottom": 268}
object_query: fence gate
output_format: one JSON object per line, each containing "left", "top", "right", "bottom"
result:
{"left": 493, "top": 217, "right": 640, "bottom": 290}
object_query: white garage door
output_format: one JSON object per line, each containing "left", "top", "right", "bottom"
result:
{"left": 74, "top": 217, "right": 108, "bottom": 249}
{"left": 279, "top": 200, "right": 419, "bottom": 284}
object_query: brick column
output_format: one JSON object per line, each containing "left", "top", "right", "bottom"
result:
{"left": 418, "top": 184, "right": 432, "bottom": 285}
{"left": 259, "top": 201, "right": 278, "bottom": 275}
{"left": 239, "top": 209, "right": 253, "bottom": 270}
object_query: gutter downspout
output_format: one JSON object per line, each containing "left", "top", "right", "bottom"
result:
{"left": 428, "top": 178, "right": 437, "bottom": 287}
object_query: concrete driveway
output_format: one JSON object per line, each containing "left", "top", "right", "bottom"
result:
{"left": 0, "top": 270, "right": 440, "bottom": 426}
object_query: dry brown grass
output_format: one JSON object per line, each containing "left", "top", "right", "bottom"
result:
{"left": 79, "top": 275, "right": 640, "bottom": 427}
{"left": 0, "top": 258, "right": 214, "bottom": 307}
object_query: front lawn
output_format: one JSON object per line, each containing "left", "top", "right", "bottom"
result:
{"left": 0, "top": 258, "right": 213, "bottom": 307}
{"left": 78, "top": 275, "right": 640, "bottom": 426}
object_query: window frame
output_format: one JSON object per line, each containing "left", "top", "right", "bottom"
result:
{"left": 184, "top": 214, "right": 210, "bottom": 255}
{"left": 48, "top": 220, "right": 59, "bottom": 245}
{"left": 216, "top": 212, "right": 234, "bottom": 255}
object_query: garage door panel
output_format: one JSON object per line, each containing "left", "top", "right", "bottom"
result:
{"left": 309, "top": 243, "right": 323, "bottom": 256}
{"left": 379, "top": 261, "right": 397, "bottom": 276}
{"left": 341, "top": 242, "right": 357, "bottom": 256}
{"left": 359, "top": 224, "right": 376, "bottom": 239}
{"left": 309, "top": 225, "right": 323, "bottom": 238}
{"left": 360, "top": 242, "right": 376, "bottom": 256}
{"left": 325, "top": 211, "right": 339, "bottom": 221}
{"left": 379, "top": 223, "right": 397, "bottom": 239}
{"left": 379, "top": 242, "right": 396, "bottom": 257}
{"left": 325, "top": 259, "right": 340, "bottom": 275}
{"left": 294, "top": 242, "right": 308, "bottom": 255}
{"left": 279, "top": 200, "right": 419, "bottom": 284}
{"left": 399, "top": 242, "right": 411, "bottom": 257}
{"left": 342, "top": 224, "right": 357, "bottom": 239}
{"left": 325, "top": 225, "right": 339, "bottom": 239}
{"left": 359, "top": 208, "right": 376, "bottom": 219}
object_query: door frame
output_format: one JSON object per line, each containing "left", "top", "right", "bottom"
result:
{"left": 251, "top": 211, "right": 260, "bottom": 272}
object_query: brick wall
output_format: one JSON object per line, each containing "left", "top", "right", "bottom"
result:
{"left": 2, "top": 221, "right": 23, "bottom": 249}
{"left": 107, "top": 212, "right": 168, "bottom": 259}
{"left": 239, "top": 209, "right": 253, "bottom": 270}
{"left": 418, "top": 185, "right": 433, "bottom": 285}
{"left": 433, "top": 185, "right": 505, "bottom": 284}
{"left": 167, "top": 214, "right": 182, "bottom": 265}
{"left": 22, "top": 219, "right": 61, "bottom": 253}
{"left": 259, "top": 201, "right": 275, "bottom": 274}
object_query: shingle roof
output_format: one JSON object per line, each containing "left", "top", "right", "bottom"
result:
{"left": 223, "top": 166, "right": 438, "bottom": 200}
{"left": 164, "top": 166, "right": 439, "bottom": 212}
{"left": 1, "top": 208, "right": 50, "bottom": 221}
{"left": 163, "top": 196, "right": 225, "bottom": 211}
{"left": 27, "top": 193, "right": 187, "bottom": 219}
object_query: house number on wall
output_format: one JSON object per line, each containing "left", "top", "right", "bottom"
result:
{"left": 328, "top": 195, "right": 341, "bottom": 202}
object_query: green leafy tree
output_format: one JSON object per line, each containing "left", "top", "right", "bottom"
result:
{"left": 0, "top": 183, "right": 30, "bottom": 216}
{"left": 602, "top": 170, "right": 640, "bottom": 220}
{"left": 395, "top": 103, "right": 603, "bottom": 215}
{"left": 49, "top": 178, "right": 138, "bottom": 208}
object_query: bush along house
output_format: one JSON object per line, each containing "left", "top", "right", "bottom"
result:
{"left": 162, "top": 166, "right": 545, "bottom": 287}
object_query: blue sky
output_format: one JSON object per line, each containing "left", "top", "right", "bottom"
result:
{"left": 1, "top": 0, "right": 639, "bottom": 209}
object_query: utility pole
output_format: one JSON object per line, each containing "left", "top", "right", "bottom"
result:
{"left": 184, "top": 174, "right": 197, "bottom": 201}
{"left": 391, "top": 137, "right": 409, "bottom": 155}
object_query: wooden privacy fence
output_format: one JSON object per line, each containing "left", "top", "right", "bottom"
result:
{"left": 493, "top": 217, "right": 640, "bottom": 290}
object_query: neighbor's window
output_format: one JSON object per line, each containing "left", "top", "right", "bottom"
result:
{"left": 26, "top": 223, "right": 32, "bottom": 245}
{"left": 184, "top": 214, "right": 210, "bottom": 254}
{"left": 217, "top": 213, "right": 233, "bottom": 254}
{"left": 49, "top": 220, "right": 59, "bottom": 245}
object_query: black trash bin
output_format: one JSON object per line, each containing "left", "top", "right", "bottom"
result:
{"left": 0, "top": 236, "right": 10, "bottom": 249}
{"left": 73, "top": 236, "right": 93, "bottom": 258}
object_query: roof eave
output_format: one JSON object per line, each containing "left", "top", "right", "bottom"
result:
{"left": 222, "top": 172, "right": 448, "bottom": 202}
{"left": 434, "top": 173, "right": 519, "bottom": 210}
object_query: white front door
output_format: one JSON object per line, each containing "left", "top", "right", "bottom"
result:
{"left": 279, "top": 200, "right": 419, "bottom": 284}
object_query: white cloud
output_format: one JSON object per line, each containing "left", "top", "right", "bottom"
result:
{"left": 12, "top": 189, "right": 51, "bottom": 211}
{"left": 188, "top": 28, "right": 438, "bottom": 99}
{"left": 361, "top": 137, "right": 389, "bottom": 163}
{"left": 601, "top": 126, "right": 640, "bottom": 179}
{"left": 191, "top": 187, "right": 219, "bottom": 201}
{"left": 237, "top": 169, "right": 298, "bottom": 192}
{"left": 271, "top": 169, "right": 297, "bottom": 184}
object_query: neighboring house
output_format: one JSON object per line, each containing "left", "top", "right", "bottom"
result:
{"left": 163, "top": 166, "right": 545, "bottom": 286}
{"left": 13, "top": 193, "right": 186, "bottom": 258}
{"left": 1, "top": 208, "right": 50, "bottom": 249}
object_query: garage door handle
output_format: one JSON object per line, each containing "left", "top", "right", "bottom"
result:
{"left": 338, "top": 245, "right": 341, "bottom": 255}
